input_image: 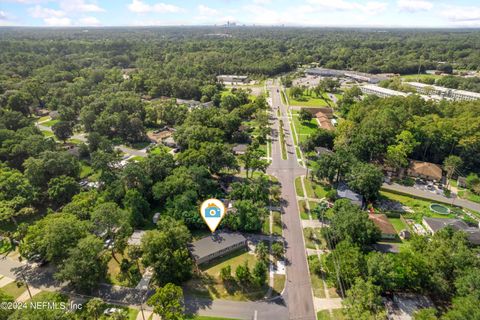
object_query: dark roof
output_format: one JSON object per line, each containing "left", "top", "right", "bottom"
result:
{"left": 371, "top": 243, "right": 399, "bottom": 253}
{"left": 232, "top": 144, "right": 249, "bottom": 153}
{"left": 337, "top": 184, "right": 363, "bottom": 206}
{"left": 190, "top": 232, "right": 247, "bottom": 261}
{"left": 369, "top": 214, "right": 397, "bottom": 235}
{"left": 423, "top": 217, "right": 480, "bottom": 245}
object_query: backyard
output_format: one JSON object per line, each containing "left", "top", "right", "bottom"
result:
{"left": 287, "top": 89, "right": 332, "bottom": 107}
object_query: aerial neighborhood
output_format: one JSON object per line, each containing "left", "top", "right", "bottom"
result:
{"left": 1, "top": 23, "right": 480, "bottom": 320}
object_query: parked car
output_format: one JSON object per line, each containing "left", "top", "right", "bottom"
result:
{"left": 103, "top": 308, "right": 122, "bottom": 316}
{"left": 28, "top": 254, "right": 47, "bottom": 267}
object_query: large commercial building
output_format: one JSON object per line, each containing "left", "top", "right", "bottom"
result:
{"left": 406, "top": 82, "right": 480, "bottom": 101}
{"left": 360, "top": 84, "right": 408, "bottom": 98}
{"left": 190, "top": 232, "right": 247, "bottom": 265}
{"left": 304, "top": 68, "right": 386, "bottom": 83}
{"left": 217, "top": 75, "right": 249, "bottom": 84}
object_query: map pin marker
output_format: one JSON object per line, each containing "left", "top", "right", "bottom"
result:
{"left": 200, "top": 199, "right": 226, "bottom": 233}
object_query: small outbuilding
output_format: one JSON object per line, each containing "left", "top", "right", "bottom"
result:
{"left": 190, "top": 232, "right": 247, "bottom": 265}
{"left": 368, "top": 214, "right": 397, "bottom": 240}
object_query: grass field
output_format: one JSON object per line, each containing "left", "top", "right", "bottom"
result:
{"left": 80, "top": 161, "right": 93, "bottom": 178}
{"left": 273, "top": 274, "right": 286, "bottom": 296}
{"left": 41, "top": 119, "right": 60, "bottom": 127}
{"left": 288, "top": 89, "right": 332, "bottom": 107}
{"left": 458, "top": 189, "right": 480, "bottom": 204}
{"left": 304, "top": 228, "right": 325, "bottom": 250}
{"left": 202, "top": 249, "right": 257, "bottom": 278}
{"left": 401, "top": 74, "right": 443, "bottom": 82}
{"left": 295, "top": 176, "right": 304, "bottom": 197}
{"left": 291, "top": 111, "right": 319, "bottom": 135}
{"left": 388, "top": 217, "right": 408, "bottom": 232}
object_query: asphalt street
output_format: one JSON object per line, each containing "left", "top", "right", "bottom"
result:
{"left": 267, "top": 82, "right": 316, "bottom": 320}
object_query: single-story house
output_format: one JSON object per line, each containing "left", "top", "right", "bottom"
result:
{"left": 162, "top": 136, "right": 177, "bottom": 148}
{"left": 232, "top": 144, "right": 249, "bottom": 155}
{"left": 386, "top": 293, "right": 434, "bottom": 320}
{"left": 423, "top": 217, "right": 480, "bottom": 245}
{"left": 314, "top": 147, "right": 333, "bottom": 157}
{"left": 336, "top": 184, "right": 364, "bottom": 207}
{"left": 407, "top": 160, "right": 443, "bottom": 182}
{"left": 369, "top": 214, "right": 397, "bottom": 240}
{"left": 190, "top": 232, "right": 247, "bottom": 265}
{"left": 315, "top": 112, "right": 335, "bottom": 131}
{"left": 147, "top": 129, "right": 173, "bottom": 144}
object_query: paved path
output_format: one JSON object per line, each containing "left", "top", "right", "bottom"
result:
{"left": 382, "top": 183, "right": 480, "bottom": 213}
{"left": 302, "top": 220, "right": 327, "bottom": 229}
{"left": 0, "top": 276, "right": 14, "bottom": 288}
{"left": 267, "top": 81, "right": 316, "bottom": 320}
{"left": 16, "top": 287, "right": 41, "bottom": 302}
{"left": 314, "top": 298, "right": 342, "bottom": 311}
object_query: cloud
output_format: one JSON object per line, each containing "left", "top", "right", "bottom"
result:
{"left": 253, "top": 0, "right": 271, "bottom": 4}
{"left": 44, "top": 16, "right": 71, "bottom": 26}
{"left": 128, "top": 0, "right": 182, "bottom": 14}
{"left": 78, "top": 16, "right": 101, "bottom": 26}
{"left": 29, "top": 5, "right": 65, "bottom": 18}
{"left": 198, "top": 4, "right": 218, "bottom": 16}
{"left": 397, "top": 0, "right": 433, "bottom": 12}
{"left": 0, "top": 11, "right": 7, "bottom": 20}
{"left": 440, "top": 5, "right": 480, "bottom": 25}
{"left": 60, "top": 0, "right": 104, "bottom": 13}
{"left": 306, "top": 0, "right": 387, "bottom": 15}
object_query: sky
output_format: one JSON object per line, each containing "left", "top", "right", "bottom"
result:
{"left": 1, "top": 0, "right": 480, "bottom": 28}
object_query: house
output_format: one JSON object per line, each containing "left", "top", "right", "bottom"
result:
{"left": 336, "top": 184, "right": 364, "bottom": 207}
{"left": 407, "top": 160, "right": 443, "bottom": 182}
{"left": 127, "top": 230, "right": 146, "bottom": 246}
{"left": 314, "top": 147, "right": 333, "bottom": 157}
{"left": 386, "top": 293, "right": 434, "bottom": 320}
{"left": 147, "top": 129, "right": 173, "bottom": 144}
{"left": 423, "top": 217, "right": 480, "bottom": 245}
{"left": 162, "top": 136, "right": 177, "bottom": 148}
{"left": 369, "top": 214, "right": 397, "bottom": 239}
{"left": 315, "top": 112, "right": 335, "bottom": 131}
{"left": 190, "top": 232, "right": 247, "bottom": 265}
{"left": 232, "top": 144, "right": 249, "bottom": 155}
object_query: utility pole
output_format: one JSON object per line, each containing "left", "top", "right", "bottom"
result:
{"left": 21, "top": 273, "right": 32, "bottom": 300}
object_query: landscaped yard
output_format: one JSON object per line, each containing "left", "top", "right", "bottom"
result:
{"left": 185, "top": 248, "right": 269, "bottom": 301}
{"left": 291, "top": 111, "right": 319, "bottom": 136}
{"left": 458, "top": 189, "right": 480, "bottom": 204}
{"left": 80, "top": 161, "right": 93, "bottom": 179}
{"left": 401, "top": 74, "right": 443, "bottom": 82}
{"left": 106, "top": 252, "right": 142, "bottom": 287}
{"left": 41, "top": 119, "right": 60, "bottom": 127}
{"left": 388, "top": 217, "right": 408, "bottom": 232}
{"left": 272, "top": 274, "right": 286, "bottom": 296}
{"left": 298, "top": 200, "right": 309, "bottom": 220}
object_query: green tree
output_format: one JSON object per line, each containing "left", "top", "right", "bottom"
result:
{"left": 443, "top": 155, "right": 463, "bottom": 189}
{"left": 61, "top": 190, "right": 98, "bottom": 220}
{"left": 252, "top": 260, "right": 268, "bottom": 287}
{"left": 346, "top": 162, "right": 384, "bottom": 202}
{"left": 8, "top": 292, "right": 68, "bottom": 320}
{"left": 443, "top": 295, "right": 480, "bottom": 320}
{"left": 123, "top": 188, "right": 150, "bottom": 227}
{"left": 56, "top": 235, "right": 107, "bottom": 293}
{"left": 325, "top": 241, "right": 366, "bottom": 292}
{"left": 147, "top": 283, "right": 185, "bottom": 320}
{"left": 255, "top": 241, "right": 269, "bottom": 262}
{"left": 236, "top": 261, "right": 252, "bottom": 287}
{"left": 52, "top": 121, "right": 73, "bottom": 143}
{"left": 220, "top": 265, "right": 233, "bottom": 282}
{"left": 0, "top": 289, "right": 14, "bottom": 319}
{"left": 240, "top": 145, "right": 269, "bottom": 178}
{"left": 141, "top": 217, "right": 193, "bottom": 285}
{"left": 342, "top": 278, "right": 386, "bottom": 320}
{"left": 47, "top": 175, "right": 80, "bottom": 207}
{"left": 299, "top": 108, "right": 313, "bottom": 123}
{"left": 271, "top": 242, "right": 284, "bottom": 260}
{"left": 21, "top": 213, "right": 89, "bottom": 264}
{"left": 413, "top": 308, "right": 438, "bottom": 320}
{"left": 85, "top": 297, "right": 105, "bottom": 320}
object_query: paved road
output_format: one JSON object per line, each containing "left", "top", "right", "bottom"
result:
{"left": 267, "top": 82, "right": 316, "bottom": 320}
{"left": 382, "top": 183, "right": 480, "bottom": 213}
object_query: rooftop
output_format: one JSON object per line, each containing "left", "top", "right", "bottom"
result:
{"left": 423, "top": 217, "right": 480, "bottom": 245}
{"left": 190, "top": 232, "right": 247, "bottom": 262}
{"left": 369, "top": 214, "right": 397, "bottom": 236}
{"left": 408, "top": 160, "right": 443, "bottom": 181}
{"left": 337, "top": 184, "right": 363, "bottom": 205}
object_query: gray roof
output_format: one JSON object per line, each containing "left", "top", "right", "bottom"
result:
{"left": 371, "top": 243, "right": 399, "bottom": 253}
{"left": 190, "top": 232, "right": 247, "bottom": 261}
{"left": 314, "top": 147, "right": 333, "bottom": 156}
{"left": 232, "top": 144, "right": 249, "bottom": 152}
{"left": 423, "top": 217, "right": 480, "bottom": 245}
{"left": 337, "top": 184, "right": 363, "bottom": 206}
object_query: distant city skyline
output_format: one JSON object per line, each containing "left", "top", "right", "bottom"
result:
{"left": 1, "top": 0, "right": 480, "bottom": 28}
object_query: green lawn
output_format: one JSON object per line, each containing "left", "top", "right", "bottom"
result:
{"left": 295, "top": 177, "right": 305, "bottom": 197}
{"left": 1, "top": 281, "right": 26, "bottom": 300}
{"left": 80, "top": 161, "right": 93, "bottom": 179}
{"left": 272, "top": 211, "right": 282, "bottom": 236}
{"left": 289, "top": 121, "right": 298, "bottom": 145}
{"left": 129, "top": 155, "right": 146, "bottom": 162}
{"left": 401, "top": 74, "right": 443, "bottom": 82}
{"left": 388, "top": 217, "right": 408, "bottom": 232}
{"left": 458, "top": 190, "right": 480, "bottom": 204}
{"left": 317, "top": 309, "right": 345, "bottom": 320}
{"left": 38, "top": 116, "right": 50, "bottom": 122}
{"left": 307, "top": 255, "right": 326, "bottom": 298}
{"left": 262, "top": 216, "right": 270, "bottom": 235}
{"left": 41, "top": 119, "right": 60, "bottom": 127}
{"left": 42, "top": 130, "right": 54, "bottom": 137}
{"left": 202, "top": 249, "right": 257, "bottom": 278}
{"left": 291, "top": 112, "right": 319, "bottom": 135}
{"left": 288, "top": 89, "right": 332, "bottom": 107}
{"left": 303, "top": 178, "right": 316, "bottom": 199}
{"left": 273, "top": 274, "right": 286, "bottom": 296}
{"left": 298, "top": 200, "right": 309, "bottom": 220}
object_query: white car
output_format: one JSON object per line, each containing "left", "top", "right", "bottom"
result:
{"left": 103, "top": 307, "right": 122, "bottom": 315}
